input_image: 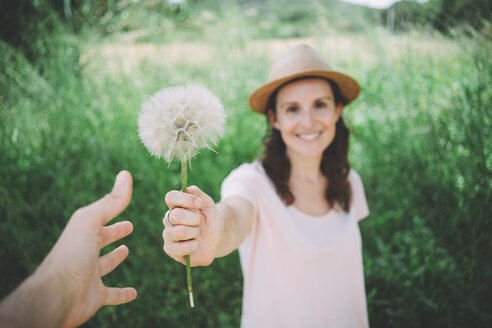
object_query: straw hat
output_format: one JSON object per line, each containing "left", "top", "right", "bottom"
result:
{"left": 248, "top": 44, "right": 360, "bottom": 114}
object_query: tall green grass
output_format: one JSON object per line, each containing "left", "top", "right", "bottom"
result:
{"left": 1, "top": 5, "right": 491, "bottom": 327}
{"left": 352, "top": 28, "right": 492, "bottom": 327}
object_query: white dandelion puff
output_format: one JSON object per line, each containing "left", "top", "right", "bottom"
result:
{"left": 138, "top": 85, "right": 226, "bottom": 163}
{"left": 137, "top": 84, "right": 226, "bottom": 308}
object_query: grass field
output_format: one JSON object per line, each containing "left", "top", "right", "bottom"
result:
{"left": 1, "top": 3, "right": 491, "bottom": 326}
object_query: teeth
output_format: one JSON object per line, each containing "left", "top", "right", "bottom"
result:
{"left": 298, "top": 132, "right": 320, "bottom": 141}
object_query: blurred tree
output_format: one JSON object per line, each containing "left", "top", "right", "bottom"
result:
{"left": 382, "top": 0, "right": 492, "bottom": 33}
{"left": 0, "top": 1, "right": 65, "bottom": 64}
{"left": 384, "top": 0, "right": 436, "bottom": 32}
{"left": 433, "top": 0, "right": 492, "bottom": 32}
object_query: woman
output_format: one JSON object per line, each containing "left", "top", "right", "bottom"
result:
{"left": 163, "top": 44, "right": 370, "bottom": 327}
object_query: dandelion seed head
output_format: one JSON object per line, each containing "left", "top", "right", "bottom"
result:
{"left": 138, "top": 85, "right": 226, "bottom": 163}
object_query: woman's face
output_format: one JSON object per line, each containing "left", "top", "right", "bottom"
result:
{"left": 269, "top": 78, "right": 343, "bottom": 161}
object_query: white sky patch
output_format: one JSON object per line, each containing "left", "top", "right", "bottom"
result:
{"left": 341, "top": 0, "right": 428, "bottom": 9}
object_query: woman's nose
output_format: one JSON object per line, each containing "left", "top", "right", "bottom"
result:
{"left": 299, "top": 109, "right": 314, "bottom": 127}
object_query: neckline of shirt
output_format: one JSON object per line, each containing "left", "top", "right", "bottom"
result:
{"left": 287, "top": 204, "right": 338, "bottom": 220}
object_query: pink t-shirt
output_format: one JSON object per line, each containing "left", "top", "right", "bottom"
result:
{"left": 220, "top": 161, "right": 370, "bottom": 328}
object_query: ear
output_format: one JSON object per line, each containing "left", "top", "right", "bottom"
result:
{"left": 267, "top": 110, "right": 279, "bottom": 129}
{"left": 336, "top": 103, "right": 343, "bottom": 121}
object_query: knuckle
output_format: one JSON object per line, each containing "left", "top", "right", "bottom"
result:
{"left": 164, "top": 193, "right": 172, "bottom": 206}
{"left": 181, "top": 242, "right": 192, "bottom": 254}
{"left": 174, "top": 226, "right": 187, "bottom": 240}
{"left": 104, "top": 191, "right": 119, "bottom": 202}
{"left": 192, "top": 212, "right": 202, "bottom": 225}
{"left": 164, "top": 190, "right": 178, "bottom": 206}
{"left": 100, "top": 233, "right": 109, "bottom": 247}
{"left": 170, "top": 207, "right": 182, "bottom": 218}
{"left": 163, "top": 229, "right": 174, "bottom": 242}
{"left": 163, "top": 242, "right": 174, "bottom": 256}
{"left": 188, "top": 185, "right": 199, "bottom": 192}
{"left": 205, "top": 194, "right": 214, "bottom": 204}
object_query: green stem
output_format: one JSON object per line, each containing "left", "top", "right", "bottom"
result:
{"left": 181, "top": 160, "right": 194, "bottom": 308}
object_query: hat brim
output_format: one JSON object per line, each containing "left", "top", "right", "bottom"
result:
{"left": 248, "top": 70, "right": 361, "bottom": 114}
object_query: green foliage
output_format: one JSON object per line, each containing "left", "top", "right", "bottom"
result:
{"left": 434, "top": 0, "right": 492, "bottom": 32}
{"left": 384, "top": 0, "right": 492, "bottom": 33}
{"left": 1, "top": 1, "right": 492, "bottom": 327}
{"left": 352, "top": 28, "right": 492, "bottom": 327}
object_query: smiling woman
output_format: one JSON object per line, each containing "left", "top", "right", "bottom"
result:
{"left": 263, "top": 77, "right": 349, "bottom": 214}
{"left": 162, "top": 44, "right": 370, "bottom": 327}
{"left": 269, "top": 78, "right": 343, "bottom": 161}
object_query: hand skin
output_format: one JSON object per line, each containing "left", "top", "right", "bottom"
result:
{"left": 162, "top": 185, "right": 254, "bottom": 266}
{"left": 0, "top": 170, "right": 137, "bottom": 328}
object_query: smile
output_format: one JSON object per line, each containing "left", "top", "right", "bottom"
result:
{"left": 297, "top": 132, "right": 322, "bottom": 141}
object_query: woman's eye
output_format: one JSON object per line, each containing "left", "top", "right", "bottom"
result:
{"left": 286, "top": 106, "right": 298, "bottom": 113}
{"left": 315, "top": 101, "right": 327, "bottom": 109}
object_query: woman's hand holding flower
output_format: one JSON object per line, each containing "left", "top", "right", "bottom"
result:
{"left": 163, "top": 186, "right": 224, "bottom": 267}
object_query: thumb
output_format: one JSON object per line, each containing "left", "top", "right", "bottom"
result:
{"left": 186, "top": 185, "right": 215, "bottom": 208}
{"left": 85, "top": 170, "right": 133, "bottom": 226}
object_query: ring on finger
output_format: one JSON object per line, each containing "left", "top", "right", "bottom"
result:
{"left": 164, "top": 210, "right": 174, "bottom": 227}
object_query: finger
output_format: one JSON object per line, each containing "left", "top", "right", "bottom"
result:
{"left": 185, "top": 185, "right": 215, "bottom": 207}
{"left": 99, "top": 245, "right": 129, "bottom": 277}
{"left": 165, "top": 190, "right": 202, "bottom": 210}
{"left": 83, "top": 171, "right": 133, "bottom": 226}
{"left": 163, "top": 239, "right": 198, "bottom": 260}
{"left": 165, "top": 225, "right": 200, "bottom": 242}
{"left": 100, "top": 221, "right": 133, "bottom": 248}
{"left": 104, "top": 287, "right": 137, "bottom": 306}
{"left": 163, "top": 208, "right": 201, "bottom": 227}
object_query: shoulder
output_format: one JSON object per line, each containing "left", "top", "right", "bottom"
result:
{"left": 348, "top": 169, "right": 363, "bottom": 188}
{"left": 221, "top": 161, "right": 266, "bottom": 207}
{"left": 226, "top": 161, "right": 265, "bottom": 181}
{"left": 221, "top": 161, "right": 266, "bottom": 194}
{"left": 348, "top": 168, "right": 369, "bottom": 220}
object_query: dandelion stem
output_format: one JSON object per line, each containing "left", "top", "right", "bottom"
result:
{"left": 181, "top": 160, "right": 194, "bottom": 308}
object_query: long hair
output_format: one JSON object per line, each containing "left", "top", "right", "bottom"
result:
{"left": 261, "top": 78, "right": 352, "bottom": 212}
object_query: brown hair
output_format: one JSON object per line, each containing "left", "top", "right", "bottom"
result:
{"left": 260, "top": 78, "right": 352, "bottom": 212}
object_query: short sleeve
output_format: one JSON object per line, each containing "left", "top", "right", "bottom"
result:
{"left": 349, "top": 170, "right": 369, "bottom": 221}
{"left": 220, "top": 163, "right": 258, "bottom": 210}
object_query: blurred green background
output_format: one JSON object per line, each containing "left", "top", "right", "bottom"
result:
{"left": 1, "top": 0, "right": 491, "bottom": 327}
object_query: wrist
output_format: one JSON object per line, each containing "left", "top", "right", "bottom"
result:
{"left": 0, "top": 268, "right": 72, "bottom": 328}
{"left": 31, "top": 267, "right": 73, "bottom": 326}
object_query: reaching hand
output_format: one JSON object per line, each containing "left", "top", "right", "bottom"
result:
{"left": 53, "top": 170, "right": 137, "bottom": 327}
{"left": 163, "top": 186, "right": 224, "bottom": 267}
{"left": 0, "top": 170, "right": 137, "bottom": 328}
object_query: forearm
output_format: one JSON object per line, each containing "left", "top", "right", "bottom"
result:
{"left": 215, "top": 199, "right": 253, "bottom": 258}
{"left": 0, "top": 269, "right": 72, "bottom": 328}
